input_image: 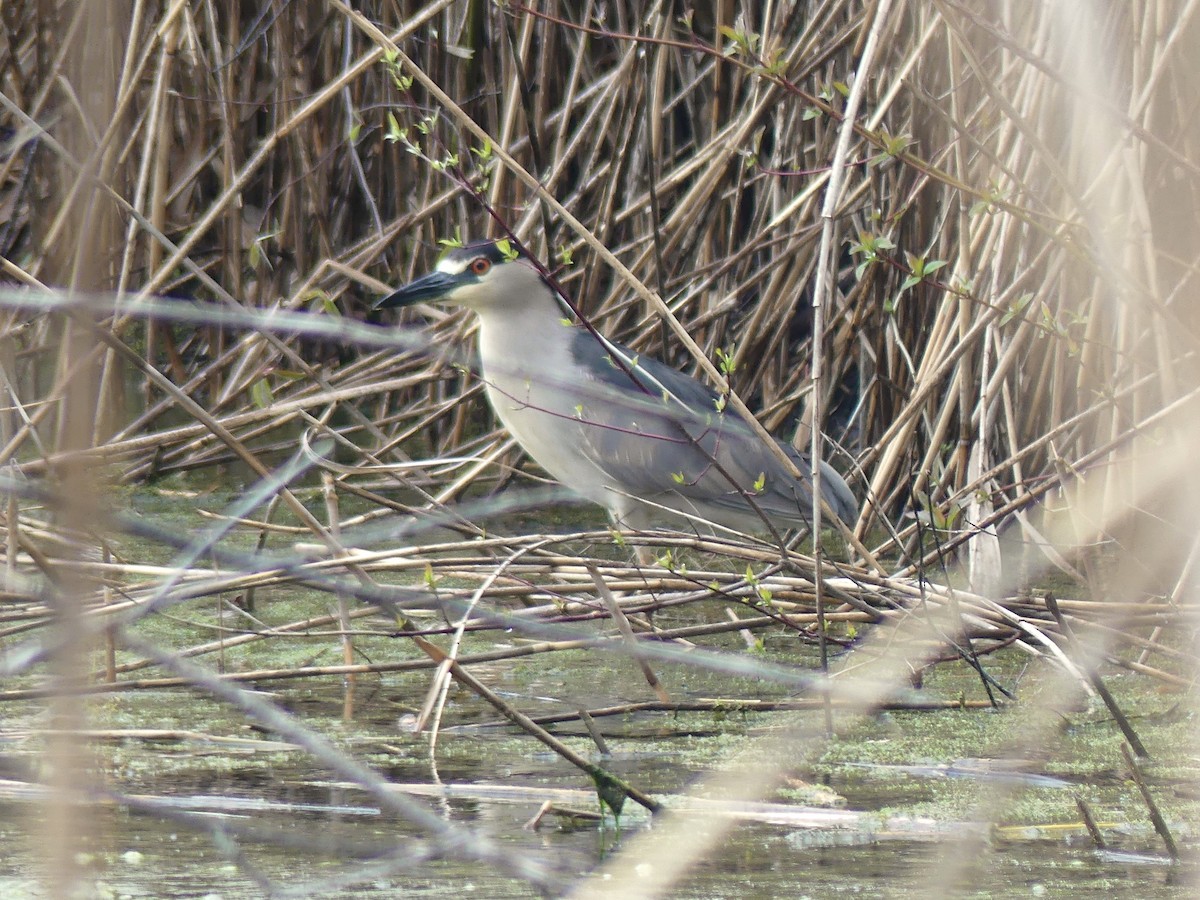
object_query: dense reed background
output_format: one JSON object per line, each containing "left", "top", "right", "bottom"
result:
{"left": 1, "top": 1, "right": 1197, "bottom": 895}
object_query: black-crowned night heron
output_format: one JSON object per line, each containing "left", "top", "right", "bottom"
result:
{"left": 376, "top": 240, "right": 857, "bottom": 537}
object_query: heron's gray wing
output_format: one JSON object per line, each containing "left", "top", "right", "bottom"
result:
{"left": 566, "top": 330, "right": 856, "bottom": 525}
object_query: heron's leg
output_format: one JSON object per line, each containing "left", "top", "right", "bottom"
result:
{"left": 607, "top": 503, "right": 656, "bottom": 566}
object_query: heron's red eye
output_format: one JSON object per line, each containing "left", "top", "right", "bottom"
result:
{"left": 470, "top": 257, "right": 491, "bottom": 276}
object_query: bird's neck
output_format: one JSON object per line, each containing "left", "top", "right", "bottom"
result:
{"left": 474, "top": 293, "right": 571, "bottom": 380}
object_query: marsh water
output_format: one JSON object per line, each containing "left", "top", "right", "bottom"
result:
{"left": 0, "top": 481, "right": 1195, "bottom": 897}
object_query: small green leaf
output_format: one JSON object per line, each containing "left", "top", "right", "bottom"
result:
{"left": 760, "top": 50, "right": 787, "bottom": 77}
{"left": 1000, "top": 292, "right": 1033, "bottom": 327}
{"left": 881, "top": 130, "right": 912, "bottom": 156}
{"left": 249, "top": 378, "right": 273, "bottom": 409}
{"left": 715, "top": 346, "right": 736, "bottom": 375}
{"left": 415, "top": 111, "right": 438, "bottom": 134}
{"left": 307, "top": 290, "right": 340, "bottom": 316}
{"left": 438, "top": 229, "right": 464, "bottom": 250}
{"left": 717, "top": 24, "right": 741, "bottom": 53}
{"left": 752, "top": 472, "right": 766, "bottom": 493}
{"left": 385, "top": 111, "right": 402, "bottom": 143}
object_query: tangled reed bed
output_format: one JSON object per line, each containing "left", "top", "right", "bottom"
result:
{"left": 1, "top": 0, "right": 1198, "bottom": 895}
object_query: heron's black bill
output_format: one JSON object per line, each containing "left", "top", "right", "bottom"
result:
{"left": 375, "top": 271, "right": 457, "bottom": 309}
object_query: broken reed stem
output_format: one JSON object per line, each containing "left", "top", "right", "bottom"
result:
{"left": 413, "top": 635, "right": 661, "bottom": 815}
{"left": 1120, "top": 743, "right": 1180, "bottom": 861}
{"left": 589, "top": 563, "right": 672, "bottom": 703}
